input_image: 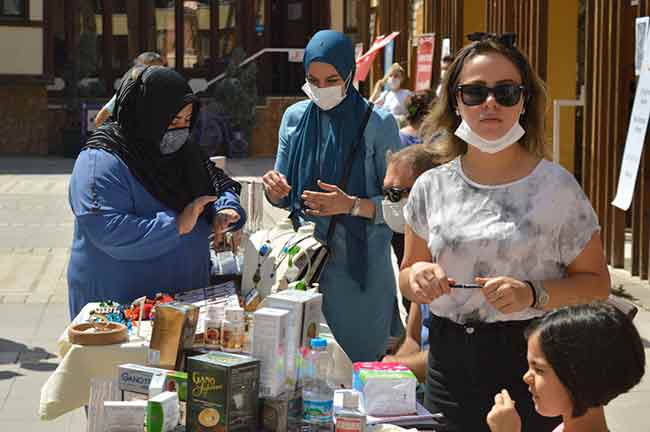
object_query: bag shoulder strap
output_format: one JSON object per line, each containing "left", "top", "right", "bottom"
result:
{"left": 325, "top": 102, "right": 374, "bottom": 243}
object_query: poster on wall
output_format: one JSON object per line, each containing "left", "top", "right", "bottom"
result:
{"left": 612, "top": 44, "right": 650, "bottom": 210}
{"left": 636, "top": 16, "right": 649, "bottom": 76}
{"left": 415, "top": 35, "right": 435, "bottom": 91}
{"left": 441, "top": 38, "right": 451, "bottom": 58}
{"left": 384, "top": 40, "right": 395, "bottom": 75}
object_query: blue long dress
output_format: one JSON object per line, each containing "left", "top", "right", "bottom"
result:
{"left": 275, "top": 100, "right": 402, "bottom": 362}
{"left": 67, "top": 148, "right": 245, "bottom": 318}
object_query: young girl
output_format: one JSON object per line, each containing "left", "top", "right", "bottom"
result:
{"left": 487, "top": 303, "right": 646, "bottom": 432}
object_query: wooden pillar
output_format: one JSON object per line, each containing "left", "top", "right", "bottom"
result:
{"left": 175, "top": 1, "right": 183, "bottom": 71}
{"left": 463, "top": 0, "right": 486, "bottom": 47}
{"left": 545, "top": 0, "right": 577, "bottom": 167}
{"left": 102, "top": 0, "right": 113, "bottom": 95}
{"left": 126, "top": 0, "right": 140, "bottom": 60}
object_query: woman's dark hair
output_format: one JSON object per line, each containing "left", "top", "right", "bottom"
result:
{"left": 406, "top": 90, "right": 435, "bottom": 126}
{"left": 526, "top": 303, "right": 646, "bottom": 418}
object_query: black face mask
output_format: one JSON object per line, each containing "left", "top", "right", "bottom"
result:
{"left": 160, "top": 127, "right": 190, "bottom": 155}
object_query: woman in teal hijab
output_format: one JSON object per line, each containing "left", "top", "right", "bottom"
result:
{"left": 263, "top": 30, "right": 403, "bottom": 362}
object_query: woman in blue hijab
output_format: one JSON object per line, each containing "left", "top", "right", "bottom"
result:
{"left": 262, "top": 30, "right": 403, "bottom": 362}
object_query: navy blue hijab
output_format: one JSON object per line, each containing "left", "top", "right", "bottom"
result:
{"left": 286, "top": 30, "right": 370, "bottom": 286}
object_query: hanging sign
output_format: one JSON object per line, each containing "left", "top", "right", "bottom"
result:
{"left": 415, "top": 35, "right": 435, "bottom": 91}
{"left": 612, "top": 43, "right": 650, "bottom": 210}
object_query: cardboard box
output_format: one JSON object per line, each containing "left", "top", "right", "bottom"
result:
{"left": 118, "top": 364, "right": 187, "bottom": 401}
{"left": 252, "top": 308, "right": 289, "bottom": 398}
{"left": 260, "top": 388, "right": 302, "bottom": 432}
{"left": 150, "top": 302, "right": 199, "bottom": 370}
{"left": 187, "top": 352, "right": 260, "bottom": 432}
{"left": 264, "top": 291, "right": 322, "bottom": 389}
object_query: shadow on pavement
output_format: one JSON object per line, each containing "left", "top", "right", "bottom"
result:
{"left": 0, "top": 338, "right": 56, "bottom": 378}
{"left": 0, "top": 156, "right": 75, "bottom": 175}
{"left": 0, "top": 370, "right": 23, "bottom": 380}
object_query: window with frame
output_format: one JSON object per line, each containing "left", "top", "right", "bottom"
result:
{"left": 0, "top": 0, "right": 26, "bottom": 18}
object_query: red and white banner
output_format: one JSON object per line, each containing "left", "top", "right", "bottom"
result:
{"left": 355, "top": 31, "right": 400, "bottom": 82}
{"left": 415, "top": 35, "right": 435, "bottom": 91}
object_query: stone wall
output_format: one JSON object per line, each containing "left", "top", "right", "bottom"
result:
{"left": 249, "top": 96, "right": 304, "bottom": 157}
{"left": 0, "top": 84, "right": 49, "bottom": 155}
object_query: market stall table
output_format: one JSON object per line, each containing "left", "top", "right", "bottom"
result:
{"left": 38, "top": 304, "right": 355, "bottom": 422}
{"left": 39, "top": 303, "right": 151, "bottom": 420}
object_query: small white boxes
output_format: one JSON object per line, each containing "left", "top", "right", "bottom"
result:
{"left": 102, "top": 400, "right": 147, "bottom": 432}
{"left": 264, "top": 290, "right": 323, "bottom": 389}
{"left": 252, "top": 307, "right": 289, "bottom": 398}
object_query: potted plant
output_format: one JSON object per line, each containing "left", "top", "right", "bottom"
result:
{"left": 212, "top": 47, "right": 258, "bottom": 158}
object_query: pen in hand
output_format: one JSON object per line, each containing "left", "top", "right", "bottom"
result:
{"left": 449, "top": 283, "right": 483, "bottom": 289}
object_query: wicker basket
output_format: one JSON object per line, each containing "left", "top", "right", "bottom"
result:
{"left": 68, "top": 315, "right": 128, "bottom": 345}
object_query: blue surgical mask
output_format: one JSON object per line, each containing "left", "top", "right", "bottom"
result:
{"left": 160, "top": 127, "right": 189, "bottom": 155}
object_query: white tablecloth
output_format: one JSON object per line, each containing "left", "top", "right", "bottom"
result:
{"left": 39, "top": 303, "right": 150, "bottom": 420}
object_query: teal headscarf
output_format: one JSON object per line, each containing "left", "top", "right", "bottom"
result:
{"left": 285, "top": 30, "right": 369, "bottom": 286}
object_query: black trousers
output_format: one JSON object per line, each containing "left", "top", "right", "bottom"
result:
{"left": 424, "top": 315, "right": 561, "bottom": 432}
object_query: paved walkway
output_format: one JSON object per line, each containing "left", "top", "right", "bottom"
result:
{"left": 0, "top": 156, "right": 648, "bottom": 430}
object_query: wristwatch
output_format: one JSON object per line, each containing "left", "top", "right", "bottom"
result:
{"left": 349, "top": 197, "right": 362, "bottom": 216}
{"left": 528, "top": 280, "right": 549, "bottom": 309}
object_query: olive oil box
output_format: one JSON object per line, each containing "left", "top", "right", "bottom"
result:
{"left": 187, "top": 351, "right": 260, "bottom": 431}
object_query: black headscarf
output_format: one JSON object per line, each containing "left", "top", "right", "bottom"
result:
{"left": 84, "top": 66, "right": 240, "bottom": 213}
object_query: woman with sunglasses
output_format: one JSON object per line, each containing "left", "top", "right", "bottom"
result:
{"left": 262, "top": 30, "right": 403, "bottom": 362}
{"left": 400, "top": 33, "right": 609, "bottom": 432}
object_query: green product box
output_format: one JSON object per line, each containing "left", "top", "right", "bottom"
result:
{"left": 187, "top": 352, "right": 260, "bottom": 431}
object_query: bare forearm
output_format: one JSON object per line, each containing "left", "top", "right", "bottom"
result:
{"left": 384, "top": 350, "right": 429, "bottom": 383}
{"left": 542, "top": 271, "right": 610, "bottom": 310}
{"left": 394, "top": 336, "right": 421, "bottom": 357}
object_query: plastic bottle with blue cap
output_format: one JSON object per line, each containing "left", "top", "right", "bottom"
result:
{"left": 302, "top": 337, "right": 334, "bottom": 430}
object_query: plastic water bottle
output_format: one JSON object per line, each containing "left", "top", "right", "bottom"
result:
{"left": 302, "top": 337, "right": 334, "bottom": 431}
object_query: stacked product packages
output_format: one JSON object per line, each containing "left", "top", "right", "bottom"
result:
{"left": 254, "top": 290, "right": 323, "bottom": 431}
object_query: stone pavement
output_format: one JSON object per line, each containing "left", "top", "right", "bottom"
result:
{"left": 0, "top": 156, "right": 648, "bottom": 431}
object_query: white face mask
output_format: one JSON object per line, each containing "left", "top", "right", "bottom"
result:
{"left": 301, "top": 72, "right": 351, "bottom": 111}
{"left": 382, "top": 198, "right": 407, "bottom": 233}
{"left": 387, "top": 77, "right": 401, "bottom": 91}
{"left": 454, "top": 119, "right": 525, "bottom": 154}
{"left": 160, "top": 127, "right": 190, "bottom": 155}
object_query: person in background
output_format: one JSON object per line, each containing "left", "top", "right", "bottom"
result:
{"left": 262, "top": 30, "right": 402, "bottom": 362}
{"left": 370, "top": 63, "right": 413, "bottom": 123}
{"left": 68, "top": 66, "right": 245, "bottom": 318}
{"left": 401, "top": 32, "right": 609, "bottom": 432}
{"left": 94, "top": 52, "right": 165, "bottom": 128}
{"left": 399, "top": 90, "right": 435, "bottom": 147}
{"left": 436, "top": 54, "right": 454, "bottom": 96}
{"left": 381, "top": 144, "right": 445, "bottom": 383}
{"left": 487, "top": 302, "right": 645, "bottom": 432}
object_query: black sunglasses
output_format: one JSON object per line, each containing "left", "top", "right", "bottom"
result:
{"left": 456, "top": 83, "right": 525, "bottom": 107}
{"left": 383, "top": 187, "right": 410, "bottom": 203}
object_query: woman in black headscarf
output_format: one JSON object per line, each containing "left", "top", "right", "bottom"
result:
{"left": 67, "top": 66, "right": 245, "bottom": 318}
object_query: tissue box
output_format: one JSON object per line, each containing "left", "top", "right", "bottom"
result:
{"left": 264, "top": 290, "right": 322, "bottom": 389}
{"left": 353, "top": 362, "right": 416, "bottom": 416}
{"left": 103, "top": 400, "right": 147, "bottom": 432}
{"left": 187, "top": 352, "right": 260, "bottom": 432}
{"left": 252, "top": 307, "right": 289, "bottom": 398}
